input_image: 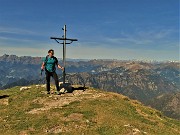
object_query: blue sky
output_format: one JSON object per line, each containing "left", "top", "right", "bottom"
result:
{"left": 0, "top": 0, "right": 179, "bottom": 60}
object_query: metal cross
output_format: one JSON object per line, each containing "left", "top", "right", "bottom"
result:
{"left": 50, "top": 25, "right": 78, "bottom": 84}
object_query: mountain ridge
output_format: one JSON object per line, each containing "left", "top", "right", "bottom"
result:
{"left": 0, "top": 54, "right": 179, "bottom": 120}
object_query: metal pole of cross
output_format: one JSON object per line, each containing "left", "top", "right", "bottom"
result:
{"left": 50, "top": 25, "right": 78, "bottom": 85}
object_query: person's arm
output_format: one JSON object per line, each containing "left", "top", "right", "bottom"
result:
{"left": 41, "top": 56, "right": 48, "bottom": 70}
{"left": 41, "top": 62, "right": 45, "bottom": 70}
{"left": 55, "top": 57, "right": 63, "bottom": 70}
{"left": 57, "top": 63, "right": 64, "bottom": 70}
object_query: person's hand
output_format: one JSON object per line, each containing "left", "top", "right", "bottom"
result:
{"left": 58, "top": 65, "right": 64, "bottom": 70}
{"left": 41, "top": 65, "right": 45, "bottom": 70}
{"left": 61, "top": 67, "right": 64, "bottom": 70}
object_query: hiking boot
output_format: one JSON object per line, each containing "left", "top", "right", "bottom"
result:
{"left": 47, "top": 91, "right": 50, "bottom": 94}
{"left": 56, "top": 91, "right": 61, "bottom": 95}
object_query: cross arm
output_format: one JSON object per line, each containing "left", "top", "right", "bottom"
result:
{"left": 50, "top": 37, "right": 78, "bottom": 41}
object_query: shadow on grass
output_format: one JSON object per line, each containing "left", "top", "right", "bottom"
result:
{"left": 72, "top": 86, "right": 88, "bottom": 91}
{"left": 0, "top": 95, "right": 9, "bottom": 99}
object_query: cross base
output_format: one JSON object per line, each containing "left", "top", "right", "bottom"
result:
{"left": 59, "top": 82, "right": 73, "bottom": 93}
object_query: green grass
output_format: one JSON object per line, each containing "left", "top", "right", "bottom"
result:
{"left": 0, "top": 85, "right": 179, "bottom": 135}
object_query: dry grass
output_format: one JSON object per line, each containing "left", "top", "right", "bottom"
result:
{"left": 0, "top": 85, "right": 179, "bottom": 135}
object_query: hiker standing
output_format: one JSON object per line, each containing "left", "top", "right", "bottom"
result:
{"left": 41, "top": 49, "right": 64, "bottom": 94}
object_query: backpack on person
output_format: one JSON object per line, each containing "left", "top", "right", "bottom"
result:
{"left": 44, "top": 55, "right": 58, "bottom": 72}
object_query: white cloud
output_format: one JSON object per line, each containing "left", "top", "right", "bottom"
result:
{"left": 0, "top": 41, "right": 179, "bottom": 61}
{"left": 0, "top": 36, "right": 39, "bottom": 43}
{"left": 0, "top": 27, "right": 179, "bottom": 61}
{"left": 0, "top": 27, "right": 37, "bottom": 35}
{"left": 137, "top": 29, "right": 176, "bottom": 39}
{"left": 66, "top": 42, "right": 179, "bottom": 61}
{"left": 104, "top": 29, "right": 179, "bottom": 49}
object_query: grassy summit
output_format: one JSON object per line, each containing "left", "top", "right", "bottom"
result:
{"left": 0, "top": 85, "right": 179, "bottom": 135}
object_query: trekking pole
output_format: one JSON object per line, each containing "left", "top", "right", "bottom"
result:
{"left": 41, "top": 69, "right": 44, "bottom": 76}
{"left": 39, "top": 69, "right": 44, "bottom": 84}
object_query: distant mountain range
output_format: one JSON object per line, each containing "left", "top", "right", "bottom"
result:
{"left": 66, "top": 66, "right": 179, "bottom": 101}
{"left": 0, "top": 54, "right": 179, "bottom": 119}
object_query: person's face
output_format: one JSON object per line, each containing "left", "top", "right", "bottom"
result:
{"left": 48, "top": 51, "right": 54, "bottom": 57}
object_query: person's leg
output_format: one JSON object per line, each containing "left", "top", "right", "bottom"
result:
{"left": 46, "top": 71, "right": 51, "bottom": 94}
{"left": 52, "top": 72, "right": 60, "bottom": 92}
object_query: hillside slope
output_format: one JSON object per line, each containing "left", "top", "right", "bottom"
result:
{"left": 146, "top": 92, "right": 180, "bottom": 120}
{"left": 0, "top": 85, "right": 180, "bottom": 135}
